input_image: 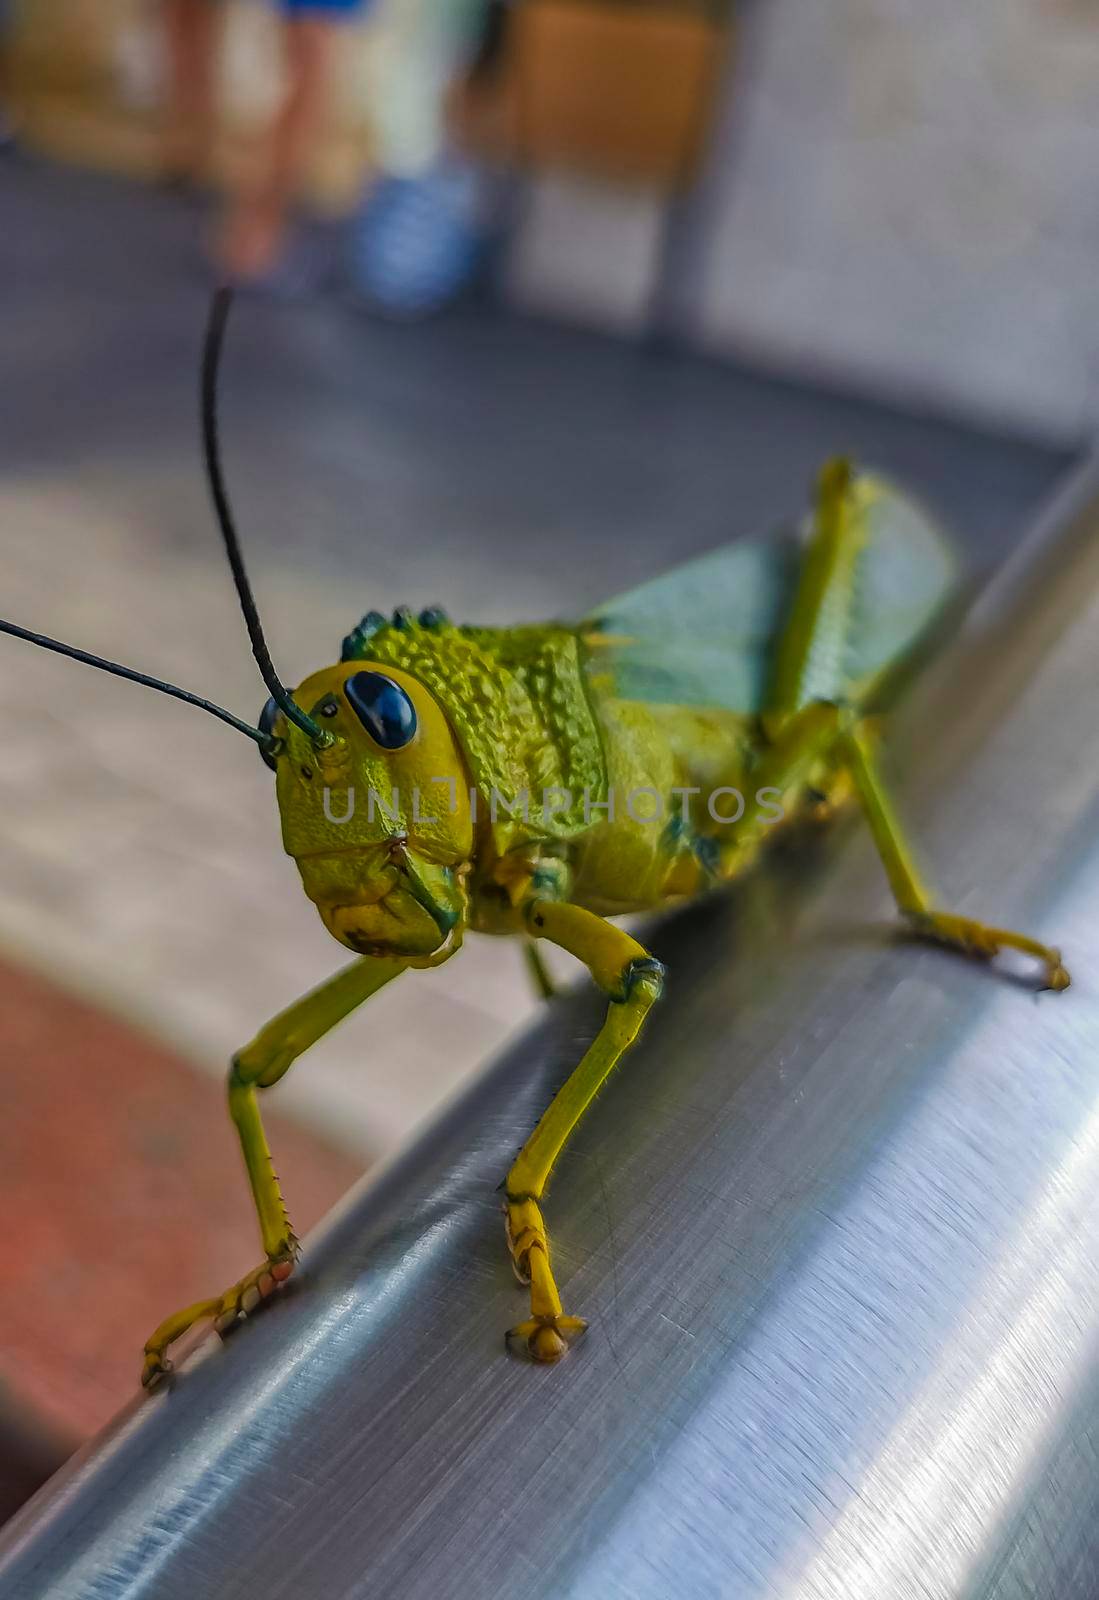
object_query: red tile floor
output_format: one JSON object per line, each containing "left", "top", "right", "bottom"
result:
{"left": 0, "top": 955, "right": 363, "bottom": 1444}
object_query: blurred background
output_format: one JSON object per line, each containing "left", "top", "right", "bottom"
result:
{"left": 0, "top": 0, "right": 1095, "bottom": 1502}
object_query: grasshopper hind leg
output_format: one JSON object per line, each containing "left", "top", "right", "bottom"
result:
{"left": 763, "top": 460, "right": 1067, "bottom": 993}
{"left": 844, "top": 725, "right": 1069, "bottom": 992}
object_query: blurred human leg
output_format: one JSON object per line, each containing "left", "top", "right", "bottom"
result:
{"left": 162, "top": 0, "right": 219, "bottom": 183}
{"left": 221, "top": 2, "right": 362, "bottom": 280}
{"left": 0, "top": 0, "right": 21, "bottom": 150}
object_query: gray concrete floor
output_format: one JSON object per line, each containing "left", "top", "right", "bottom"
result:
{"left": 0, "top": 156, "right": 1076, "bottom": 1158}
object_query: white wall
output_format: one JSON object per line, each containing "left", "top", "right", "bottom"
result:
{"left": 687, "top": 0, "right": 1099, "bottom": 441}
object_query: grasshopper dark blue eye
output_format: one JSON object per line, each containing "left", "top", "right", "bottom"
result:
{"left": 258, "top": 696, "right": 281, "bottom": 772}
{"left": 344, "top": 671, "right": 418, "bottom": 750}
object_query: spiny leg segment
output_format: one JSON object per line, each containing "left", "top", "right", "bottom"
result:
{"left": 504, "top": 900, "right": 664, "bottom": 1362}
{"left": 142, "top": 954, "right": 406, "bottom": 1387}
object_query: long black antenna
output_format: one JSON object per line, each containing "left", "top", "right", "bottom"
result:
{"left": 0, "top": 619, "right": 275, "bottom": 750}
{"left": 201, "top": 287, "right": 327, "bottom": 745}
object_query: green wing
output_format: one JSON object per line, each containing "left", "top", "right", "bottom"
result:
{"left": 583, "top": 471, "right": 958, "bottom": 713}
{"left": 828, "top": 472, "right": 960, "bottom": 706}
{"left": 584, "top": 537, "right": 798, "bottom": 712}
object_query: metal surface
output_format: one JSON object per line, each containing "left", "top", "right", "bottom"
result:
{"left": 4, "top": 468, "right": 1099, "bottom": 1600}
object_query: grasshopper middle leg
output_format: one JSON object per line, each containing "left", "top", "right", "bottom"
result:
{"left": 504, "top": 900, "right": 664, "bottom": 1361}
{"left": 522, "top": 938, "right": 558, "bottom": 1001}
{"left": 141, "top": 954, "right": 406, "bottom": 1387}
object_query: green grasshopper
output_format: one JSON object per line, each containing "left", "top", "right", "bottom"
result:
{"left": 1, "top": 290, "right": 1069, "bottom": 1386}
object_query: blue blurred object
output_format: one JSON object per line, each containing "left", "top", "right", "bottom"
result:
{"left": 281, "top": 0, "right": 367, "bottom": 10}
{"left": 348, "top": 161, "right": 489, "bottom": 318}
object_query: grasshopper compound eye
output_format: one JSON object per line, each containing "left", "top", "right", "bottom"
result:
{"left": 344, "top": 671, "right": 418, "bottom": 750}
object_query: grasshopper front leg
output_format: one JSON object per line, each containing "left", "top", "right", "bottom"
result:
{"left": 844, "top": 725, "right": 1069, "bottom": 991}
{"left": 142, "top": 954, "right": 406, "bottom": 1387}
{"left": 504, "top": 901, "right": 664, "bottom": 1362}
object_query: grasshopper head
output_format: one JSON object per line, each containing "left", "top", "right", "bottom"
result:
{"left": 264, "top": 661, "right": 473, "bottom": 960}
{"left": 1, "top": 294, "right": 477, "bottom": 969}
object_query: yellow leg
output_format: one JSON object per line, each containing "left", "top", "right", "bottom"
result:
{"left": 523, "top": 939, "right": 558, "bottom": 1001}
{"left": 504, "top": 900, "right": 664, "bottom": 1362}
{"left": 141, "top": 955, "right": 406, "bottom": 1387}
{"left": 844, "top": 726, "right": 1069, "bottom": 991}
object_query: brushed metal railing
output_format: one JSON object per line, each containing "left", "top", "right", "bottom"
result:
{"left": 3, "top": 463, "right": 1099, "bottom": 1600}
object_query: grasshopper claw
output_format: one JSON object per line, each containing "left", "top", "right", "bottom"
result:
{"left": 1046, "top": 952, "right": 1071, "bottom": 993}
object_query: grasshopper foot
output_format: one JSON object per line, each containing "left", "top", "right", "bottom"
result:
{"left": 141, "top": 1236, "right": 299, "bottom": 1388}
{"left": 211, "top": 1239, "right": 299, "bottom": 1336}
{"left": 506, "top": 1314, "right": 588, "bottom": 1363}
{"left": 503, "top": 1193, "right": 585, "bottom": 1362}
{"left": 906, "top": 910, "right": 1070, "bottom": 993}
